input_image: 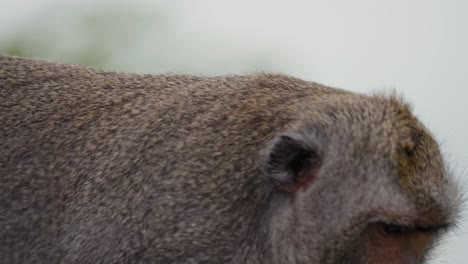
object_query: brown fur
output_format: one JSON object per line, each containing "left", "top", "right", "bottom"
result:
{"left": 0, "top": 55, "right": 461, "bottom": 263}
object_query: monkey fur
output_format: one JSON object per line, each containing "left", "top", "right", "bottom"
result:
{"left": 0, "top": 55, "right": 462, "bottom": 263}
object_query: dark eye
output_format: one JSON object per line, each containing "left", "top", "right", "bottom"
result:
{"left": 381, "top": 223, "right": 404, "bottom": 235}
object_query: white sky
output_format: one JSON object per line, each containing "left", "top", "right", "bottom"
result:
{"left": 1, "top": 0, "right": 467, "bottom": 263}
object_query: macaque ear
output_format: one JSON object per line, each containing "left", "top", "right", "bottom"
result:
{"left": 266, "top": 134, "right": 322, "bottom": 194}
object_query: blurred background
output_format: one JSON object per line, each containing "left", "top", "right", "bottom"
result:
{"left": 1, "top": 0, "right": 467, "bottom": 262}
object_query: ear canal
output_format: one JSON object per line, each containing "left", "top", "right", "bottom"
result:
{"left": 266, "top": 135, "right": 321, "bottom": 193}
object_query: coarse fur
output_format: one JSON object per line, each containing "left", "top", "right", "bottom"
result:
{"left": 0, "top": 55, "right": 462, "bottom": 263}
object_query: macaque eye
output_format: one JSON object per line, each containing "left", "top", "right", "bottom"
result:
{"left": 381, "top": 223, "right": 405, "bottom": 235}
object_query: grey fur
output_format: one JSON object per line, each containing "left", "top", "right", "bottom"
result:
{"left": 0, "top": 55, "right": 461, "bottom": 263}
